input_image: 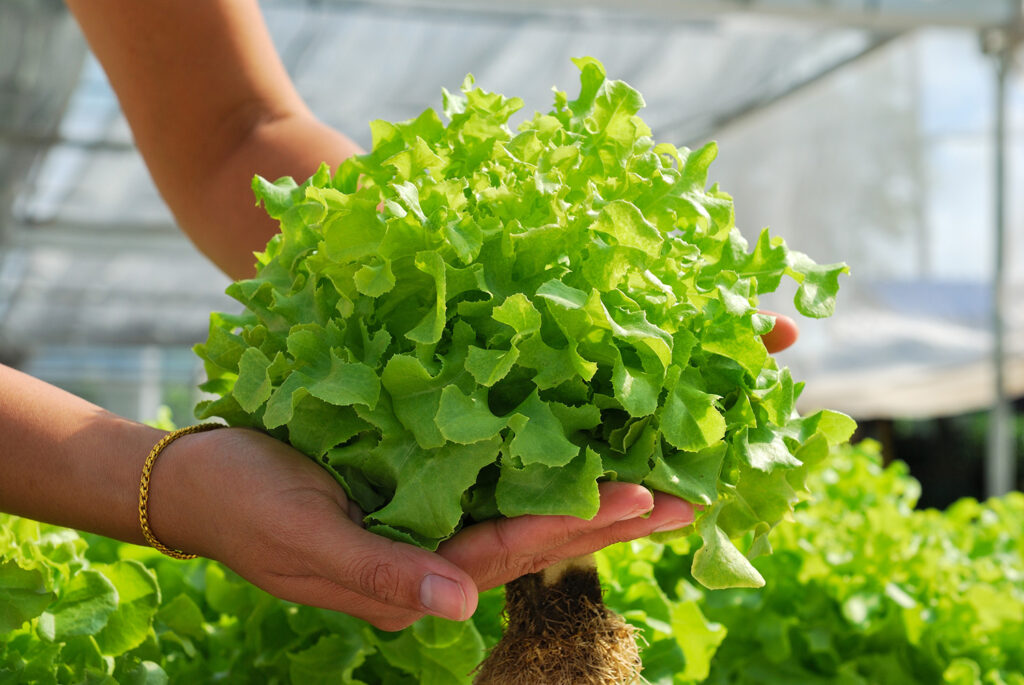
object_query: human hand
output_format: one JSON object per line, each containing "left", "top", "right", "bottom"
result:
{"left": 760, "top": 311, "right": 798, "bottom": 354}
{"left": 147, "top": 427, "right": 691, "bottom": 631}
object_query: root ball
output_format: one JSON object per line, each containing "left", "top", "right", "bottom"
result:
{"left": 474, "top": 558, "right": 641, "bottom": 685}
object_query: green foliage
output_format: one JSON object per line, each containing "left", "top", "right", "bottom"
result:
{"left": 4, "top": 441, "right": 1021, "bottom": 684}
{"left": 193, "top": 58, "right": 850, "bottom": 586}
{"left": 654, "top": 440, "right": 1024, "bottom": 684}
{"left": 0, "top": 516, "right": 495, "bottom": 683}
{"left": 0, "top": 518, "right": 164, "bottom": 684}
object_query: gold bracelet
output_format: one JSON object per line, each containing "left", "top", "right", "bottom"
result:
{"left": 138, "top": 423, "right": 224, "bottom": 560}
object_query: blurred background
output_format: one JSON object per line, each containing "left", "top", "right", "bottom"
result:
{"left": 2, "top": 0, "right": 1022, "bottom": 508}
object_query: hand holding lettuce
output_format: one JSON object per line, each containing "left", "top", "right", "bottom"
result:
{"left": 193, "top": 57, "right": 852, "bottom": 679}
{"left": 195, "top": 56, "right": 850, "bottom": 584}
{"left": 133, "top": 422, "right": 703, "bottom": 631}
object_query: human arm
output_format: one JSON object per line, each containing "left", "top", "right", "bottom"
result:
{"left": 0, "top": 363, "right": 696, "bottom": 629}
{"left": 0, "top": 363, "right": 163, "bottom": 545}
{"left": 63, "top": 0, "right": 360, "bottom": 280}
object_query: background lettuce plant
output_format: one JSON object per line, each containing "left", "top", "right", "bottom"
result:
{"left": 662, "top": 440, "right": 1024, "bottom": 685}
{"left": 193, "top": 58, "right": 852, "bottom": 590}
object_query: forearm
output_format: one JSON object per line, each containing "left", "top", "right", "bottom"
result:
{"left": 189, "top": 113, "right": 361, "bottom": 280}
{"left": 65, "top": 0, "right": 362, "bottom": 280}
{"left": 0, "top": 364, "right": 164, "bottom": 544}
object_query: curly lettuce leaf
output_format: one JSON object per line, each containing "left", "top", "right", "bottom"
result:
{"left": 194, "top": 57, "right": 850, "bottom": 588}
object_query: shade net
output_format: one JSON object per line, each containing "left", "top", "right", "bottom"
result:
{"left": 1, "top": 1, "right": 1020, "bottom": 422}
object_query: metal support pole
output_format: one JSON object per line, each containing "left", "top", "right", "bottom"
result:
{"left": 984, "top": 30, "right": 1016, "bottom": 498}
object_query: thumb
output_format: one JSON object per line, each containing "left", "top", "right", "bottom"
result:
{"left": 318, "top": 514, "right": 479, "bottom": 622}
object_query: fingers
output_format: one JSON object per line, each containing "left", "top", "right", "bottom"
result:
{"left": 216, "top": 425, "right": 698, "bottom": 631}
{"left": 759, "top": 310, "right": 799, "bottom": 353}
{"left": 236, "top": 482, "right": 695, "bottom": 630}
{"left": 307, "top": 510, "right": 479, "bottom": 623}
{"left": 254, "top": 572, "right": 426, "bottom": 631}
{"left": 538, "top": 491, "right": 694, "bottom": 564}
{"left": 235, "top": 496, "right": 480, "bottom": 630}
{"left": 438, "top": 482, "right": 694, "bottom": 593}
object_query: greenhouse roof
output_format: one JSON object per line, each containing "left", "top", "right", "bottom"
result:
{"left": 2, "top": 0, "right": 1024, "bottom": 424}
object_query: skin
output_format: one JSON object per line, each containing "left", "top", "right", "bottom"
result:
{"left": 63, "top": 0, "right": 358, "bottom": 281}
{"left": 0, "top": 0, "right": 800, "bottom": 631}
{"left": 760, "top": 310, "right": 799, "bottom": 353}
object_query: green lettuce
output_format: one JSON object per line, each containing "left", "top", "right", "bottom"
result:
{"left": 669, "top": 440, "right": 1024, "bottom": 684}
{"left": 193, "top": 57, "right": 852, "bottom": 588}
{"left": 0, "top": 517, "right": 165, "bottom": 683}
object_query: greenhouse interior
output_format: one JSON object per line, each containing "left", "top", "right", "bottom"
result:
{"left": 2, "top": 0, "right": 1023, "bottom": 683}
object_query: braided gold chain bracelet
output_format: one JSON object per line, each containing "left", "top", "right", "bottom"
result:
{"left": 138, "top": 423, "right": 224, "bottom": 559}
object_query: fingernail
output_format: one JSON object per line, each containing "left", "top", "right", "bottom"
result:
{"left": 652, "top": 519, "right": 693, "bottom": 533}
{"left": 420, "top": 574, "right": 467, "bottom": 620}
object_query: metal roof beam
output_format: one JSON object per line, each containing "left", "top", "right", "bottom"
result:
{"left": 8, "top": 220, "right": 186, "bottom": 252}
{"left": 310, "top": 0, "right": 1020, "bottom": 30}
{"left": 661, "top": 0, "right": 1016, "bottom": 30}
{"left": 676, "top": 34, "right": 900, "bottom": 146}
